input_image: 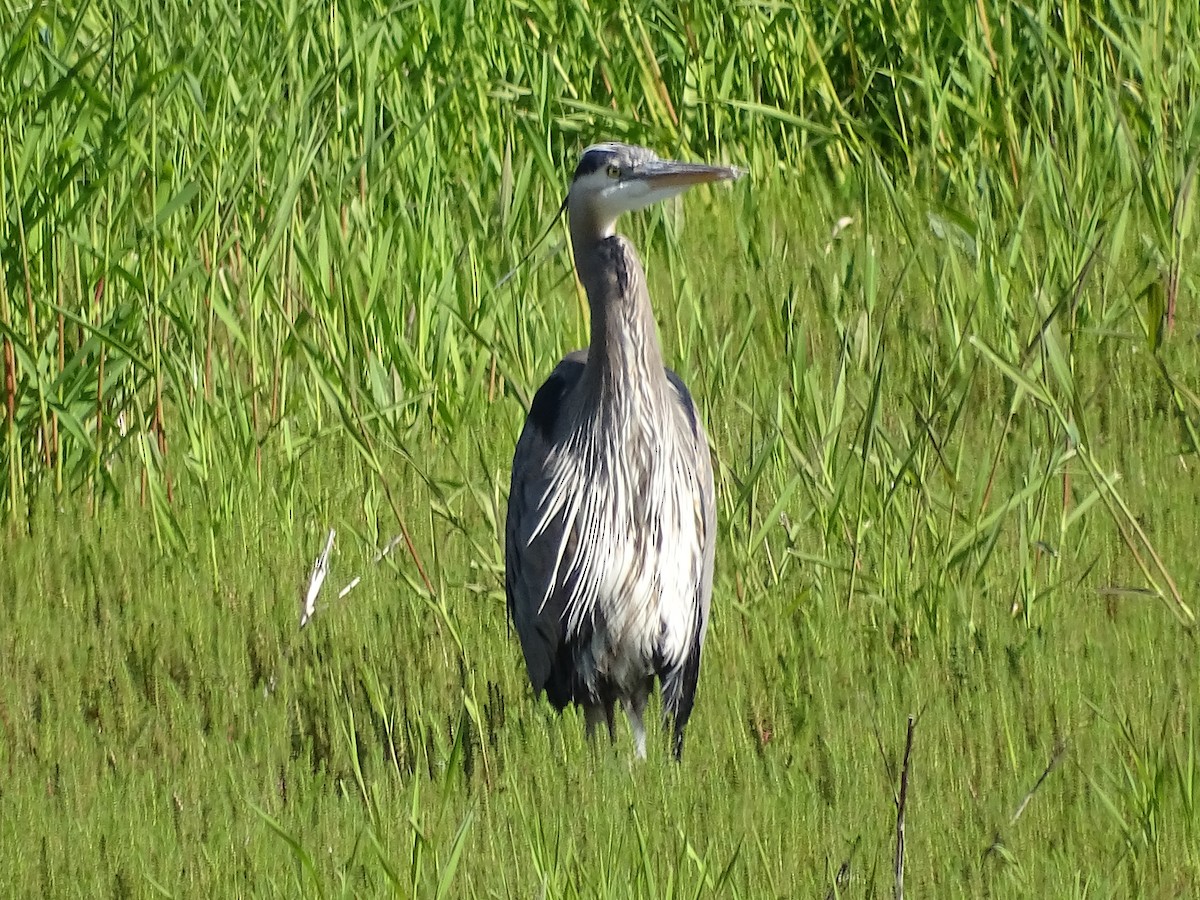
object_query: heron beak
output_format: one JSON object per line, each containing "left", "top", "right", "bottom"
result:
{"left": 631, "top": 159, "right": 747, "bottom": 189}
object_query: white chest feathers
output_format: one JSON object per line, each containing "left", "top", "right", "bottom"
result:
{"left": 529, "top": 405, "right": 706, "bottom": 689}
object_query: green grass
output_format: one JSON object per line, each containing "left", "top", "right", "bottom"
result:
{"left": 2, "top": 0, "right": 1199, "bottom": 896}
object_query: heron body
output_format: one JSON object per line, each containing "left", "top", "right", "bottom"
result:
{"left": 505, "top": 142, "right": 744, "bottom": 759}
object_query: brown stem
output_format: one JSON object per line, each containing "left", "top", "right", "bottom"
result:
{"left": 894, "top": 716, "right": 916, "bottom": 900}
{"left": 94, "top": 278, "right": 106, "bottom": 510}
{"left": 3, "top": 336, "right": 14, "bottom": 425}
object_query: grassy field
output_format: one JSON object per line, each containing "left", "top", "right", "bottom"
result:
{"left": 3, "top": 0, "right": 1199, "bottom": 896}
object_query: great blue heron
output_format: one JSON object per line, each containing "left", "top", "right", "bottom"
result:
{"left": 505, "top": 142, "right": 745, "bottom": 760}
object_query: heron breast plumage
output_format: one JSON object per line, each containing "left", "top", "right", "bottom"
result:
{"left": 514, "top": 355, "right": 708, "bottom": 698}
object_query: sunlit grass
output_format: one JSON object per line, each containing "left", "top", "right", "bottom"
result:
{"left": 2, "top": 0, "right": 1199, "bottom": 896}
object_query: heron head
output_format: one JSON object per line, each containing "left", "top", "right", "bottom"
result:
{"left": 567, "top": 142, "right": 745, "bottom": 239}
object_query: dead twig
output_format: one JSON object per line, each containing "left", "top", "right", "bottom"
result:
{"left": 300, "top": 529, "right": 407, "bottom": 628}
{"left": 894, "top": 715, "right": 916, "bottom": 900}
{"left": 300, "top": 529, "right": 335, "bottom": 627}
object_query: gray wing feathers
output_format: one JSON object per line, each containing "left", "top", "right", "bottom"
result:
{"left": 661, "top": 372, "right": 715, "bottom": 701}
{"left": 693, "top": 415, "right": 716, "bottom": 650}
{"left": 505, "top": 353, "right": 587, "bottom": 698}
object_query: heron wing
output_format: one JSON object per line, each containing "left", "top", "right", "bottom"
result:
{"left": 505, "top": 351, "right": 589, "bottom": 708}
{"left": 660, "top": 368, "right": 716, "bottom": 718}
{"left": 664, "top": 368, "right": 715, "bottom": 641}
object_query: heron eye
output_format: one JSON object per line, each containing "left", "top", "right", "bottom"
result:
{"left": 606, "top": 164, "right": 621, "bottom": 179}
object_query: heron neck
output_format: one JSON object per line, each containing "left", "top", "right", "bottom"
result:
{"left": 572, "top": 233, "right": 667, "bottom": 398}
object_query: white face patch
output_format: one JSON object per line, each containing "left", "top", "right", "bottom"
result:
{"left": 569, "top": 169, "right": 690, "bottom": 237}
